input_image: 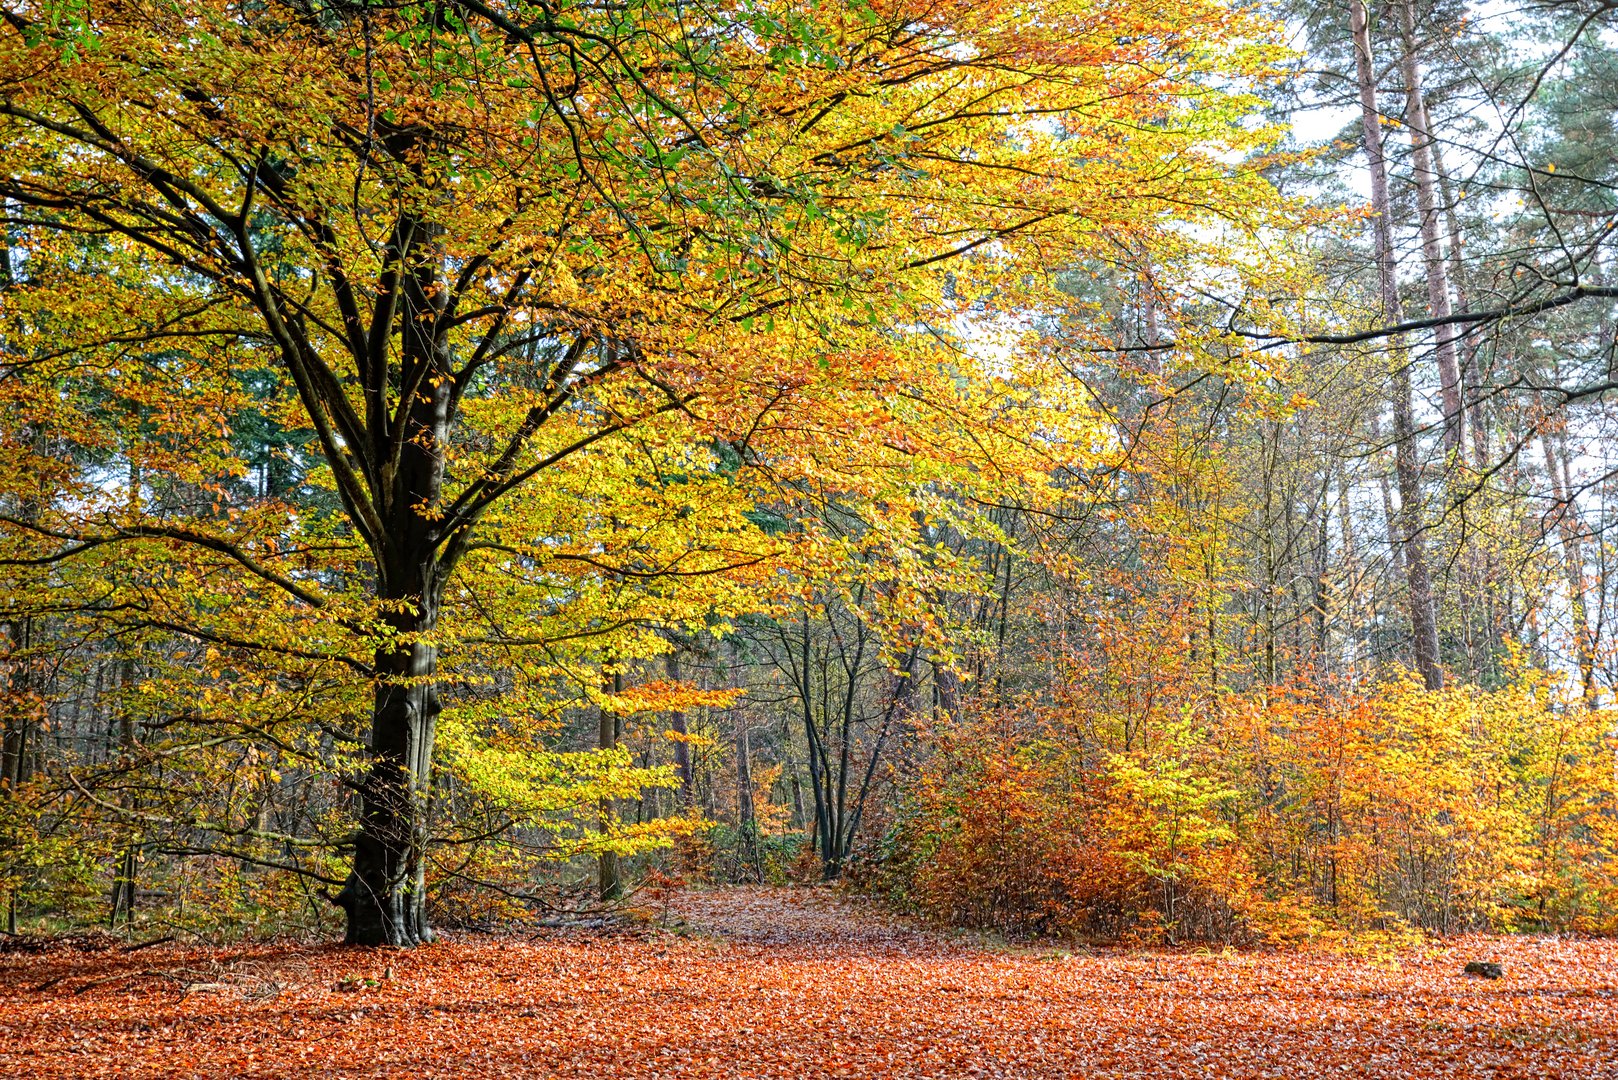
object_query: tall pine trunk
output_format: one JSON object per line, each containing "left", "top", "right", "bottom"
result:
{"left": 1350, "top": 0, "right": 1444, "bottom": 689}
{"left": 1397, "top": 1, "right": 1465, "bottom": 461}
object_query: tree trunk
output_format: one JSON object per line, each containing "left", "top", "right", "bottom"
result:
{"left": 1351, "top": 0, "right": 1444, "bottom": 689}
{"left": 888, "top": 649, "right": 919, "bottom": 773}
{"left": 109, "top": 847, "right": 137, "bottom": 928}
{"left": 934, "top": 663, "right": 961, "bottom": 722}
{"left": 735, "top": 724, "right": 755, "bottom": 830}
{"left": 730, "top": 638, "right": 759, "bottom": 880}
{"left": 1429, "top": 137, "right": 1487, "bottom": 467}
{"left": 798, "top": 615, "right": 835, "bottom": 875}
{"left": 1543, "top": 432, "right": 1599, "bottom": 705}
{"left": 666, "top": 651, "right": 694, "bottom": 809}
{"left": 1397, "top": 1, "right": 1465, "bottom": 460}
{"left": 734, "top": 719, "right": 759, "bottom": 880}
{"left": 110, "top": 658, "right": 139, "bottom": 927}
{"left": 337, "top": 573, "right": 441, "bottom": 946}
{"left": 599, "top": 668, "right": 623, "bottom": 903}
{"left": 333, "top": 226, "right": 452, "bottom": 946}
{"left": 2, "top": 617, "right": 33, "bottom": 789}
{"left": 830, "top": 622, "right": 866, "bottom": 878}
{"left": 1337, "top": 461, "right": 1360, "bottom": 672}
{"left": 1313, "top": 476, "right": 1332, "bottom": 665}
{"left": 787, "top": 753, "right": 807, "bottom": 830}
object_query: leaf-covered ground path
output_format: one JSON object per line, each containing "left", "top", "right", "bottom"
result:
{"left": 4, "top": 887, "right": 1617, "bottom": 1077}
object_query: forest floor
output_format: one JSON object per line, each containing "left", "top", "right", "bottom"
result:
{"left": 2, "top": 886, "right": 1616, "bottom": 1078}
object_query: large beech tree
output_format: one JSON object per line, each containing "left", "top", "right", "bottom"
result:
{"left": 0, "top": 0, "right": 1294, "bottom": 943}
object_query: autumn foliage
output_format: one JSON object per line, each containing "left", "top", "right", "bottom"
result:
{"left": 0, "top": 0, "right": 1310, "bottom": 942}
{"left": 2, "top": 0, "right": 1618, "bottom": 990}
{"left": 5, "top": 889, "right": 1618, "bottom": 1079}
{"left": 881, "top": 629, "right": 1618, "bottom": 943}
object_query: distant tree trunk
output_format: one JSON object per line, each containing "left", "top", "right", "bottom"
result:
{"left": 934, "top": 663, "right": 961, "bottom": 723}
{"left": 109, "top": 848, "right": 137, "bottom": 928}
{"left": 726, "top": 637, "right": 758, "bottom": 880}
{"left": 1140, "top": 253, "right": 1163, "bottom": 377}
{"left": 1260, "top": 421, "right": 1280, "bottom": 687}
{"left": 888, "top": 649, "right": 919, "bottom": 772}
{"left": 1336, "top": 461, "right": 1362, "bottom": 672}
{"left": 666, "top": 650, "right": 694, "bottom": 810}
{"left": 0, "top": 243, "right": 31, "bottom": 791}
{"left": 599, "top": 668, "right": 623, "bottom": 902}
{"left": 1543, "top": 432, "right": 1600, "bottom": 706}
{"left": 792, "top": 610, "right": 850, "bottom": 880}
{"left": 796, "top": 616, "right": 831, "bottom": 873}
{"left": 1351, "top": 0, "right": 1444, "bottom": 690}
{"left": 1398, "top": 1, "right": 1465, "bottom": 460}
{"left": 841, "top": 645, "right": 919, "bottom": 869}
{"left": 109, "top": 659, "right": 138, "bottom": 927}
{"left": 779, "top": 606, "right": 906, "bottom": 881}
{"left": 1313, "top": 476, "right": 1332, "bottom": 664}
{"left": 787, "top": 754, "right": 807, "bottom": 831}
{"left": 1, "top": 437, "right": 44, "bottom": 789}
{"left": 2, "top": 617, "right": 33, "bottom": 789}
{"left": 1429, "top": 138, "right": 1487, "bottom": 467}
{"left": 735, "top": 734, "right": 755, "bottom": 827}
{"left": 734, "top": 721, "right": 758, "bottom": 878}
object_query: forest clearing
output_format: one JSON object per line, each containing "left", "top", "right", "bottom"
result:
{"left": 5, "top": 888, "right": 1618, "bottom": 1079}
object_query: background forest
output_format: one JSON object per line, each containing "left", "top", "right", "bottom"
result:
{"left": 3, "top": 0, "right": 1618, "bottom": 948}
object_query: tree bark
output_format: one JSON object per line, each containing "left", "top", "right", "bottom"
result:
{"left": 1543, "top": 431, "right": 1600, "bottom": 705}
{"left": 1313, "top": 476, "right": 1332, "bottom": 665}
{"left": 1336, "top": 460, "right": 1361, "bottom": 672}
{"left": 1351, "top": 0, "right": 1444, "bottom": 689}
{"left": 1429, "top": 138, "right": 1487, "bottom": 467}
{"left": 599, "top": 668, "right": 623, "bottom": 903}
{"left": 336, "top": 560, "right": 442, "bottom": 945}
{"left": 666, "top": 650, "right": 694, "bottom": 810}
{"left": 332, "top": 214, "right": 453, "bottom": 946}
{"left": 2, "top": 617, "right": 33, "bottom": 789}
{"left": 795, "top": 614, "right": 837, "bottom": 878}
{"left": 934, "top": 663, "right": 961, "bottom": 722}
{"left": 735, "top": 726, "right": 755, "bottom": 829}
{"left": 1398, "top": 1, "right": 1465, "bottom": 461}
{"left": 731, "top": 639, "right": 759, "bottom": 880}
{"left": 109, "top": 659, "right": 139, "bottom": 927}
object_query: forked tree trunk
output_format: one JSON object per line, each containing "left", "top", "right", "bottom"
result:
{"left": 735, "top": 723, "right": 755, "bottom": 829}
{"left": 333, "top": 222, "right": 453, "bottom": 946}
{"left": 110, "top": 659, "right": 139, "bottom": 927}
{"left": 735, "top": 720, "right": 759, "bottom": 881}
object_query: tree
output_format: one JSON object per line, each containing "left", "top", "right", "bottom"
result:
{"left": 0, "top": 0, "right": 1298, "bottom": 943}
{"left": 1347, "top": 0, "right": 1444, "bottom": 689}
